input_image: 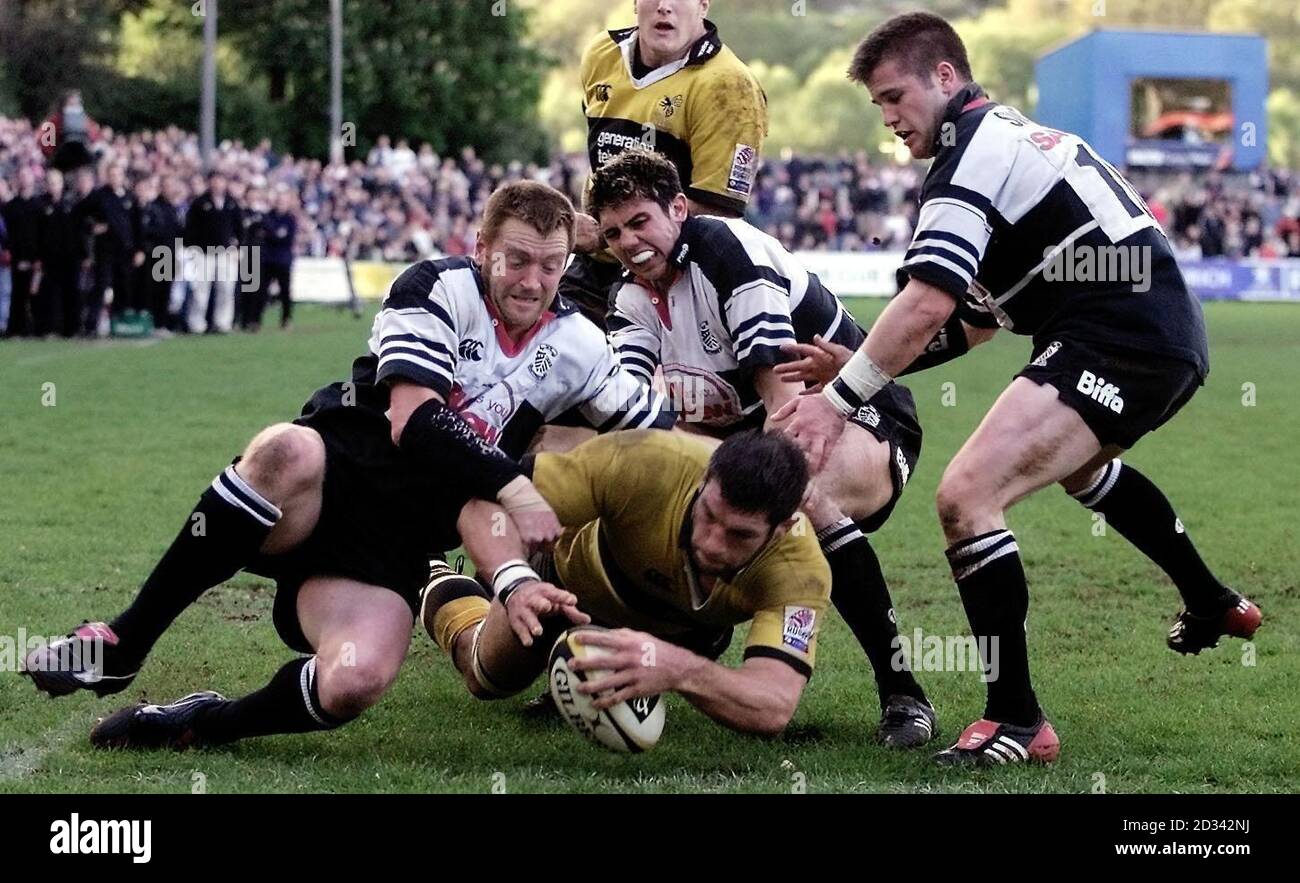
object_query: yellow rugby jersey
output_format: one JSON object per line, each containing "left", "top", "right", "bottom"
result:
{"left": 531, "top": 430, "right": 830, "bottom": 677}
{"left": 581, "top": 20, "right": 769, "bottom": 215}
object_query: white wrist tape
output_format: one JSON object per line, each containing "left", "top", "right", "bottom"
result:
{"left": 492, "top": 559, "right": 540, "bottom": 601}
{"left": 825, "top": 350, "right": 892, "bottom": 416}
{"left": 497, "top": 475, "right": 552, "bottom": 514}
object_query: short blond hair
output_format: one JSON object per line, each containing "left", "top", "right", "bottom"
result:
{"left": 481, "top": 181, "right": 576, "bottom": 251}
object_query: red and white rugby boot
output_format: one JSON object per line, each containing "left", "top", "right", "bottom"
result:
{"left": 22, "top": 622, "right": 140, "bottom": 697}
{"left": 1167, "top": 592, "right": 1261, "bottom": 655}
{"left": 933, "top": 716, "right": 1060, "bottom": 767}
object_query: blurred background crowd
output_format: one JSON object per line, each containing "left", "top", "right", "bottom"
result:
{"left": 3, "top": 109, "right": 1299, "bottom": 340}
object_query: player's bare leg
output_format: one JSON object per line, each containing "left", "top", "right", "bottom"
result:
{"left": 816, "top": 423, "right": 895, "bottom": 522}
{"left": 90, "top": 576, "right": 413, "bottom": 749}
{"left": 24, "top": 423, "right": 325, "bottom": 698}
{"left": 772, "top": 411, "right": 935, "bottom": 745}
{"left": 932, "top": 378, "right": 1110, "bottom": 765}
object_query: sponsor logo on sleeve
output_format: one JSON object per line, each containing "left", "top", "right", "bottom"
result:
{"left": 727, "top": 144, "right": 757, "bottom": 196}
{"left": 782, "top": 606, "right": 816, "bottom": 653}
{"left": 895, "top": 446, "right": 911, "bottom": 487}
{"left": 853, "top": 404, "right": 881, "bottom": 428}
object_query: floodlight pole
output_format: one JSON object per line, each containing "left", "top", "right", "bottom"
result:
{"left": 200, "top": 0, "right": 218, "bottom": 169}
{"left": 330, "top": 0, "right": 344, "bottom": 166}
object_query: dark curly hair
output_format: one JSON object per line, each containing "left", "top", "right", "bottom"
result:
{"left": 586, "top": 149, "right": 683, "bottom": 220}
{"left": 706, "top": 429, "right": 810, "bottom": 527}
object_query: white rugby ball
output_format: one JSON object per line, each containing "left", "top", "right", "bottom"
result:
{"left": 548, "top": 625, "right": 665, "bottom": 754}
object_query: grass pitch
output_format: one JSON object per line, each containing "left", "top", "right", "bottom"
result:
{"left": 2, "top": 300, "right": 1297, "bottom": 793}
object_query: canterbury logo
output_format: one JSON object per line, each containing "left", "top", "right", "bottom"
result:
{"left": 1077, "top": 370, "right": 1124, "bottom": 413}
{"left": 1031, "top": 340, "right": 1061, "bottom": 367}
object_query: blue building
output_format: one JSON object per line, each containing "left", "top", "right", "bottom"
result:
{"left": 1035, "top": 30, "right": 1268, "bottom": 171}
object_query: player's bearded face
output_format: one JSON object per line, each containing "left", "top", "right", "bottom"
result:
{"left": 600, "top": 194, "right": 689, "bottom": 287}
{"left": 476, "top": 219, "right": 570, "bottom": 335}
{"left": 866, "top": 58, "right": 955, "bottom": 160}
{"left": 688, "top": 480, "right": 784, "bottom": 577}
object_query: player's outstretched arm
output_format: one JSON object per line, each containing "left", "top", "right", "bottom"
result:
{"left": 778, "top": 318, "right": 997, "bottom": 388}
{"left": 570, "top": 630, "right": 806, "bottom": 736}
{"left": 391, "top": 380, "right": 561, "bottom": 548}
{"left": 753, "top": 365, "right": 804, "bottom": 423}
{"left": 774, "top": 278, "right": 957, "bottom": 470}
{"left": 675, "top": 656, "right": 807, "bottom": 736}
{"left": 456, "top": 498, "right": 587, "bottom": 648}
{"left": 850, "top": 277, "right": 959, "bottom": 379}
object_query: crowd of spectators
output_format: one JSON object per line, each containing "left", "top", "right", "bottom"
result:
{"left": 3, "top": 110, "right": 1299, "bottom": 340}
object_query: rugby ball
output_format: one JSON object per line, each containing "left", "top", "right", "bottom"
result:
{"left": 548, "top": 625, "right": 665, "bottom": 753}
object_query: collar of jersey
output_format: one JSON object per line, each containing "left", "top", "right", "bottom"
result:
{"left": 668, "top": 216, "right": 699, "bottom": 270}
{"left": 611, "top": 19, "right": 723, "bottom": 88}
{"left": 933, "top": 82, "right": 991, "bottom": 153}
{"left": 471, "top": 261, "right": 562, "bottom": 358}
{"left": 623, "top": 217, "right": 696, "bottom": 311}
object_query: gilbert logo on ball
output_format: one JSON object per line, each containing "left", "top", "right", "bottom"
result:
{"left": 548, "top": 625, "right": 665, "bottom": 753}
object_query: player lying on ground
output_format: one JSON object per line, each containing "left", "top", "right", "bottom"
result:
{"left": 421, "top": 429, "right": 831, "bottom": 737}
{"left": 585, "top": 148, "right": 950, "bottom": 747}
{"left": 22, "top": 182, "right": 674, "bottom": 750}
{"left": 777, "top": 12, "right": 1261, "bottom": 767}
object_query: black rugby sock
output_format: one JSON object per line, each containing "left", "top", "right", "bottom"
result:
{"left": 110, "top": 465, "right": 280, "bottom": 664}
{"left": 193, "top": 656, "right": 351, "bottom": 744}
{"left": 1071, "top": 460, "right": 1235, "bottom": 616}
{"left": 947, "top": 530, "right": 1040, "bottom": 727}
{"left": 820, "top": 518, "right": 927, "bottom": 706}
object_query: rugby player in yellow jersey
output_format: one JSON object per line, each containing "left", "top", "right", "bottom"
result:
{"left": 562, "top": 0, "right": 769, "bottom": 328}
{"left": 422, "top": 429, "right": 831, "bottom": 736}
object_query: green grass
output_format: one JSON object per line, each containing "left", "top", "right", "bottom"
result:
{"left": 2, "top": 301, "right": 1297, "bottom": 793}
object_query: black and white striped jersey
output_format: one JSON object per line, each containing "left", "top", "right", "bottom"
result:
{"left": 608, "top": 215, "right": 914, "bottom": 429}
{"left": 900, "top": 84, "right": 1208, "bottom": 377}
{"left": 357, "top": 257, "right": 673, "bottom": 459}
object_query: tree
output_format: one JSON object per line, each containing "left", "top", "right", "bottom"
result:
{"left": 1208, "top": 0, "right": 1300, "bottom": 95}
{"left": 171, "top": 0, "right": 551, "bottom": 162}
{"left": 957, "top": 3, "right": 1072, "bottom": 112}
{"left": 0, "top": 0, "right": 150, "bottom": 120}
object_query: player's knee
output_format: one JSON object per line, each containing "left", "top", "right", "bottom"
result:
{"left": 317, "top": 657, "right": 398, "bottom": 718}
{"left": 935, "top": 466, "right": 983, "bottom": 534}
{"left": 240, "top": 424, "right": 324, "bottom": 497}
